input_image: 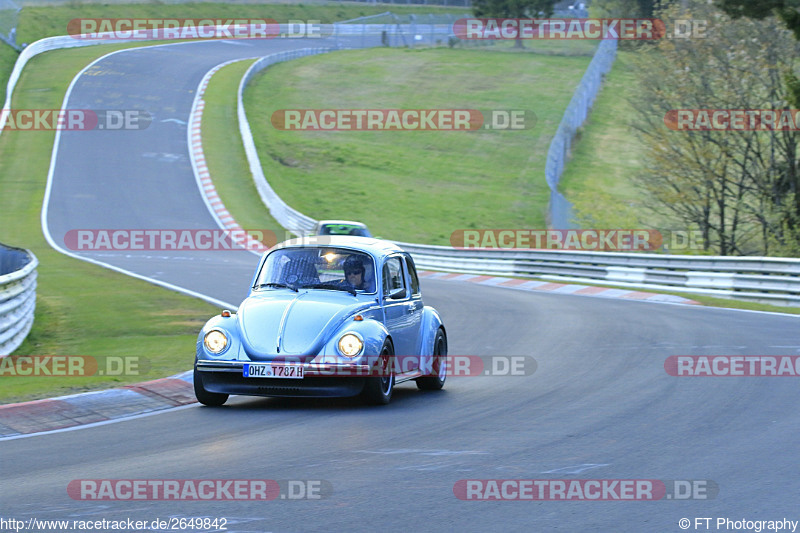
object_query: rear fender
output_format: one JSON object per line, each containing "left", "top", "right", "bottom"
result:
{"left": 418, "top": 306, "right": 446, "bottom": 373}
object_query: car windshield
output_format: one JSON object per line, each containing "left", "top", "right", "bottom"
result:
{"left": 254, "top": 247, "right": 377, "bottom": 294}
{"left": 318, "top": 223, "right": 371, "bottom": 237}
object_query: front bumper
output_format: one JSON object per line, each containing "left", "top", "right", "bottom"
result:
{"left": 195, "top": 360, "right": 374, "bottom": 398}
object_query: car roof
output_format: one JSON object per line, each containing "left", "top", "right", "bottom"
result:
{"left": 271, "top": 235, "right": 404, "bottom": 260}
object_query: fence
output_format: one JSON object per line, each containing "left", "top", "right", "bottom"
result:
{"left": 0, "top": 243, "right": 37, "bottom": 356}
{"left": 335, "top": 12, "right": 471, "bottom": 48}
{"left": 0, "top": 0, "right": 20, "bottom": 49}
{"left": 545, "top": 37, "right": 617, "bottom": 228}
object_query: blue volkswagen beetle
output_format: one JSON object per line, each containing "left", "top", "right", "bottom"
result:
{"left": 194, "top": 236, "right": 447, "bottom": 406}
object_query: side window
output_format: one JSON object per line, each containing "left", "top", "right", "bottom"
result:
{"left": 405, "top": 255, "right": 420, "bottom": 295}
{"left": 382, "top": 257, "right": 405, "bottom": 296}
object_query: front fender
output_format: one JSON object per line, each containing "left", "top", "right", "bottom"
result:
{"left": 316, "top": 316, "right": 390, "bottom": 365}
{"left": 196, "top": 314, "right": 246, "bottom": 362}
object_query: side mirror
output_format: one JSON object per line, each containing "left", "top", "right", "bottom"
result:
{"left": 387, "top": 287, "right": 406, "bottom": 300}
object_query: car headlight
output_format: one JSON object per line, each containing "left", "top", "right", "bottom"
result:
{"left": 338, "top": 333, "right": 363, "bottom": 358}
{"left": 204, "top": 330, "right": 228, "bottom": 354}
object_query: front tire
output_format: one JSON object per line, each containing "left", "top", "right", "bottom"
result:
{"left": 417, "top": 329, "right": 447, "bottom": 391}
{"left": 194, "top": 367, "right": 228, "bottom": 406}
{"left": 361, "top": 339, "right": 394, "bottom": 405}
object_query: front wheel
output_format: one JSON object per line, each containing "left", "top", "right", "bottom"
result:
{"left": 194, "top": 367, "right": 228, "bottom": 406}
{"left": 361, "top": 339, "right": 394, "bottom": 405}
{"left": 417, "top": 329, "right": 447, "bottom": 391}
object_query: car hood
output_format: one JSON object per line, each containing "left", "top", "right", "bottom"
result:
{"left": 238, "top": 290, "right": 373, "bottom": 359}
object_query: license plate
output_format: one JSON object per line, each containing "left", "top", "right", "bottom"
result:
{"left": 243, "top": 363, "right": 304, "bottom": 379}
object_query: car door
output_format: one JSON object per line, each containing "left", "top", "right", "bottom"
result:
{"left": 381, "top": 255, "right": 418, "bottom": 370}
{"left": 402, "top": 253, "right": 424, "bottom": 355}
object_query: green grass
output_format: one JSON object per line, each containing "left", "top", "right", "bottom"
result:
{"left": 0, "top": 44, "right": 222, "bottom": 404}
{"left": 557, "top": 51, "right": 650, "bottom": 229}
{"left": 244, "top": 47, "right": 592, "bottom": 244}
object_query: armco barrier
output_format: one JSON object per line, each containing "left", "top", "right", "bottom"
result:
{"left": 1, "top": 34, "right": 135, "bottom": 136}
{"left": 0, "top": 243, "right": 37, "bottom": 356}
{"left": 393, "top": 242, "right": 800, "bottom": 306}
{"left": 237, "top": 48, "right": 338, "bottom": 236}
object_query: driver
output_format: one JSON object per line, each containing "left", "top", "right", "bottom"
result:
{"left": 342, "top": 255, "right": 367, "bottom": 291}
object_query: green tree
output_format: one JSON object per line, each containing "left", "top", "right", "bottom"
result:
{"left": 716, "top": 0, "right": 800, "bottom": 37}
{"left": 591, "top": 0, "right": 660, "bottom": 17}
{"left": 717, "top": 0, "right": 800, "bottom": 109}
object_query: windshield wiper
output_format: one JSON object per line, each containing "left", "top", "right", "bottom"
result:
{"left": 299, "top": 283, "right": 357, "bottom": 296}
{"left": 254, "top": 282, "right": 298, "bottom": 292}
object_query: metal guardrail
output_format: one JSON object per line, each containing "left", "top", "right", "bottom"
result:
{"left": 0, "top": 243, "right": 37, "bottom": 356}
{"left": 238, "top": 47, "right": 339, "bottom": 237}
{"left": 2, "top": 34, "right": 124, "bottom": 137}
{"left": 394, "top": 242, "right": 800, "bottom": 306}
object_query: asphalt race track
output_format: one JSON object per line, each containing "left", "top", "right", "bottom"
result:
{"left": 2, "top": 36, "right": 800, "bottom": 533}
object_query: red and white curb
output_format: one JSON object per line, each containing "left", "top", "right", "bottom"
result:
{"left": 0, "top": 372, "right": 194, "bottom": 439}
{"left": 418, "top": 271, "right": 701, "bottom": 305}
{"left": 188, "top": 58, "right": 268, "bottom": 254}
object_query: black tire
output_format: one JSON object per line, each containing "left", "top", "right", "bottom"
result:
{"left": 194, "top": 367, "right": 228, "bottom": 406}
{"left": 417, "top": 329, "right": 447, "bottom": 391}
{"left": 361, "top": 339, "right": 394, "bottom": 405}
